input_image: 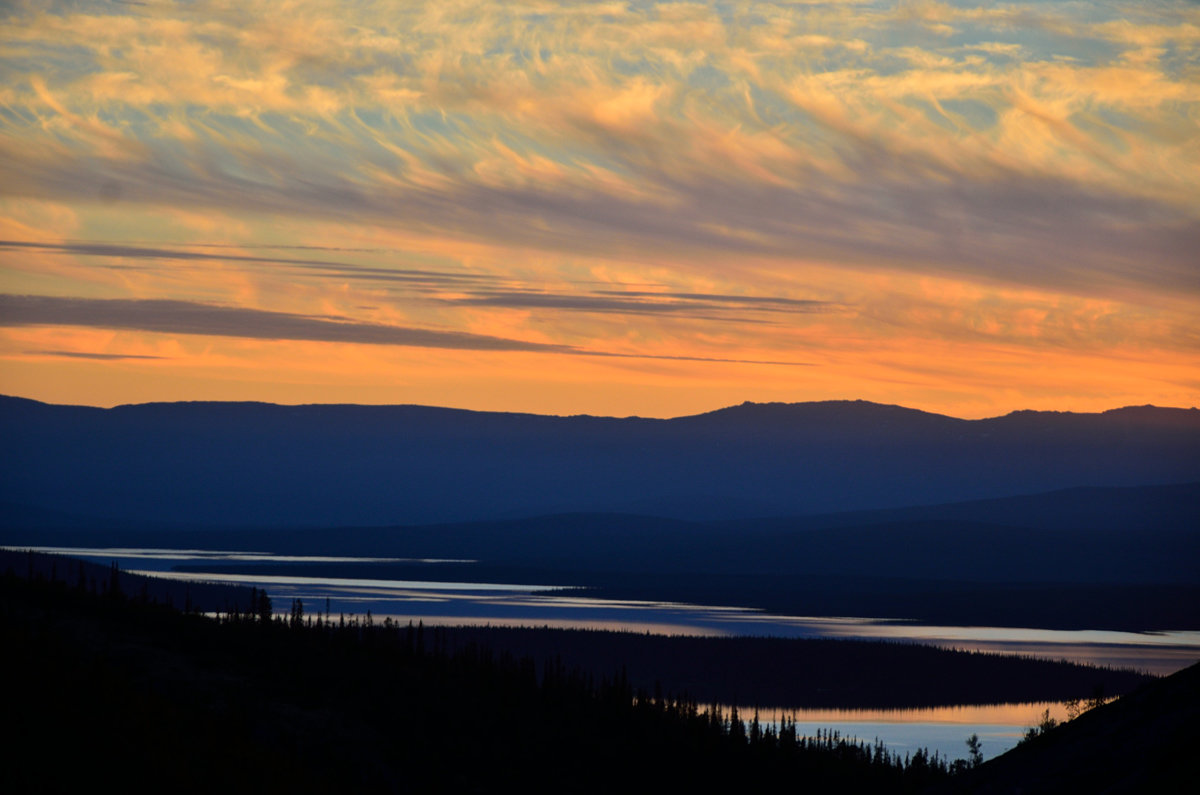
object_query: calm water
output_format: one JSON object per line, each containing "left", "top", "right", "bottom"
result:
{"left": 737, "top": 702, "right": 1077, "bottom": 762}
{"left": 17, "top": 544, "right": 1199, "bottom": 761}
{"left": 24, "top": 545, "right": 1200, "bottom": 676}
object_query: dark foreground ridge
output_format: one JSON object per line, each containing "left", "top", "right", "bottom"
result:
{"left": 951, "top": 660, "right": 1200, "bottom": 794}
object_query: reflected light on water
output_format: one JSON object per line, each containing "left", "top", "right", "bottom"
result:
{"left": 20, "top": 545, "right": 471, "bottom": 564}
{"left": 368, "top": 615, "right": 730, "bottom": 636}
{"left": 134, "top": 568, "right": 1199, "bottom": 675}
{"left": 129, "top": 570, "right": 565, "bottom": 592}
{"left": 750, "top": 702, "right": 1072, "bottom": 726}
{"left": 27, "top": 544, "right": 1193, "bottom": 676}
{"left": 915, "top": 640, "right": 1200, "bottom": 676}
{"left": 829, "top": 622, "right": 1200, "bottom": 647}
{"left": 31, "top": 542, "right": 1190, "bottom": 766}
{"left": 721, "top": 702, "right": 1080, "bottom": 763}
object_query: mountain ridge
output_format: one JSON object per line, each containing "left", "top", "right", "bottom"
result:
{"left": 3, "top": 394, "right": 1198, "bottom": 526}
{"left": 3, "top": 392, "right": 1198, "bottom": 422}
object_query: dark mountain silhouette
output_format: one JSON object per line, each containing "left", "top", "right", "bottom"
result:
{"left": 735, "top": 481, "right": 1200, "bottom": 534}
{"left": 7, "top": 482, "right": 1195, "bottom": 584}
{"left": 0, "top": 499, "right": 197, "bottom": 532}
{"left": 2, "top": 395, "right": 1198, "bottom": 527}
{"left": 958, "top": 660, "right": 1200, "bottom": 793}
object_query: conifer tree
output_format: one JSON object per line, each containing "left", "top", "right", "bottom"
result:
{"left": 966, "top": 733, "right": 983, "bottom": 768}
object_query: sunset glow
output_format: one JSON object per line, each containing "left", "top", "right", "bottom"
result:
{"left": 2, "top": 0, "right": 1197, "bottom": 417}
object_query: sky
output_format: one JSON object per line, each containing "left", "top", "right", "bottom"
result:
{"left": 1, "top": 0, "right": 1197, "bottom": 418}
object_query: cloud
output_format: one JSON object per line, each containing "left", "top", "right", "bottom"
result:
{"left": 1, "top": 0, "right": 1198, "bottom": 397}
{"left": 0, "top": 293, "right": 814, "bottom": 366}
{"left": 2, "top": 0, "right": 1197, "bottom": 306}
{"left": 3, "top": 104, "right": 1196, "bottom": 304}
{"left": 578, "top": 350, "right": 812, "bottom": 367}
{"left": 22, "top": 349, "right": 166, "bottom": 360}
{"left": 0, "top": 293, "right": 569, "bottom": 352}
{"left": 0, "top": 239, "right": 499, "bottom": 287}
{"left": 597, "top": 291, "right": 836, "bottom": 310}
{"left": 444, "top": 289, "right": 840, "bottom": 319}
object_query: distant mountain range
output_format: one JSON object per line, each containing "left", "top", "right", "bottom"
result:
{"left": 2, "top": 395, "right": 1198, "bottom": 527}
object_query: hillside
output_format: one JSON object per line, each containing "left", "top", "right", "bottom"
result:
{"left": 959, "top": 660, "right": 1200, "bottom": 793}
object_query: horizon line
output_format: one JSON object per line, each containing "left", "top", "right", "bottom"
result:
{"left": 1, "top": 392, "right": 1194, "bottom": 424}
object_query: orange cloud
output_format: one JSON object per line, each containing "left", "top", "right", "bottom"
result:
{"left": 1, "top": 0, "right": 1197, "bottom": 416}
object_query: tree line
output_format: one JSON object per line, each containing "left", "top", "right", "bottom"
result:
{"left": 5, "top": 568, "right": 975, "bottom": 793}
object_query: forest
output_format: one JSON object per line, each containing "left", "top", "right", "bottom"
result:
{"left": 5, "top": 550, "right": 1186, "bottom": 793}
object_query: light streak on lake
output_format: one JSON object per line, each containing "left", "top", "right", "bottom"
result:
{"left": 22, "top": 545, "right": 1200, "bottom": 676}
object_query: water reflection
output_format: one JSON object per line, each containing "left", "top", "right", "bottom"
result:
{"left": 790, "top": 717, "right": 1023, "bottom": 763}
{"left": 203, "top": 575, "right": 1199, "bottom": 675}
{"left": 758, "top": 701, "right": 1071, "bottom": 726}
{"left": 21, "top": 545, "right": 1200, "bottom": 676}
{"left": 135, "top": 570, "right": 566, "bottom": 593}
{"left": 741, "top": 702, "right": 1073, "bottom": 763}
{"left": 21, "top": 545, "right": 469, "bottom": 564}
{"left": 825, "top": 622, "right": 1200, "bottom": 648}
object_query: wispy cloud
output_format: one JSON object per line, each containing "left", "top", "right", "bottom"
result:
{"left": 0, "top": 1, "right": 1196, "bottom": 415}
{"left": 0, "top": 294, "right": 569, "bottom": 352}
{"left": 0, "top": 239, "right": 500, "bottom": 287}
{"left": 1, "top": 1, "right": 1196, "bottom": 297}
{"left": 442, "top": 289, "right": 840, "bottom": 319}
{"left": 23, "top": 350, "right": 167, "bottom": 361}
{"left": 0, "top": 293, "right": 813, "bottom": 366}
{"left": 595, "top": 291, "right": 837, "bottom": 310}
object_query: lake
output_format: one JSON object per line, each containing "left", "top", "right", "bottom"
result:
{"left": 16, "top": 544, "right": 1199, "bottom": 762}
{"left": 754, "top": 702, "right": 1076, "bottom": 762}
{"left": 22, "top": 545, "right": 1199, "bottom": 675}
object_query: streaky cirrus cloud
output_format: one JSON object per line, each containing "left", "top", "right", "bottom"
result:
{"left": 0, "top": 293, "right": 576, "bottom": 352}
{"left": 1, "top": 1, "right": 1198, "bottom": 297}
{"left": 0, "top": 0, "right": 1197, "bottom": 415}
{"left": 23, "top": 350, "right": 168, "bottom": 361}
{"left": 440, "top": 290, "right": 839, "bottom": 317}
{"left": 0, "top": 294, "right": 813, "bottom": 366}
{"left": 0, "top": 236, "right": 840, "bottom": 321}
{"left": 0, "top": 238, "right": 503, "bottom": 287}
